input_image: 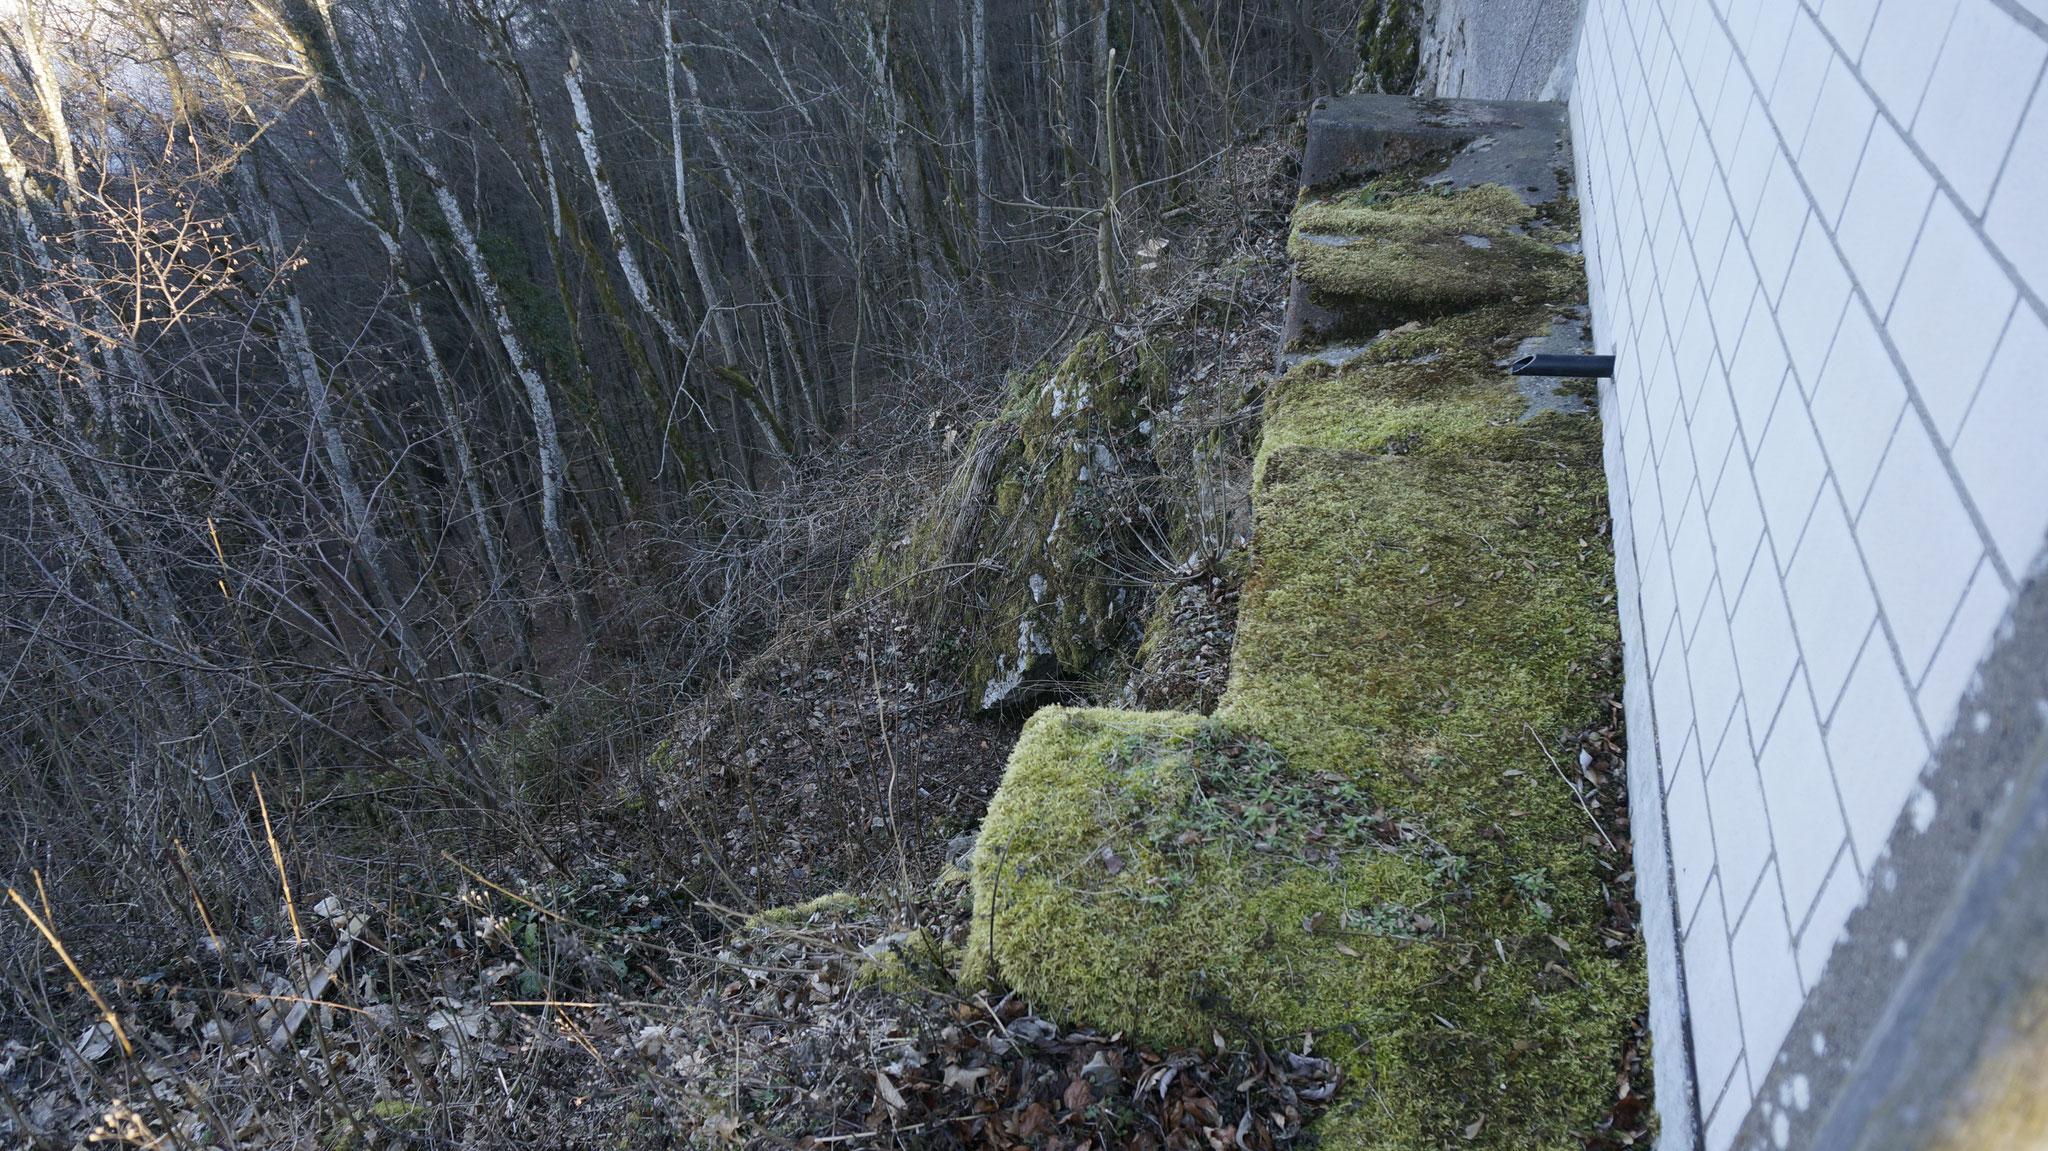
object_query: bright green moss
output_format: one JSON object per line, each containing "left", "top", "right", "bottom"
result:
{"left": 967, "top": 357, "right": 1638, "bottom": 1144}
{"left": 855, "top": 929, "right": 961, "bottom": 994}
{"left": 1295, "top": 185, "right": 1536, "bottom": 234}
{"left": 749, "top": 892, "right": 869, "bottom": 927}
{"left": 369, "top": 1101, "right": 426, "bottom": 1130}
{"left": 1259, "top": 302, "right": 1603, "bottom": 470}
{"left": 1288, "top": 185, "right": 1581, "bottom": 323}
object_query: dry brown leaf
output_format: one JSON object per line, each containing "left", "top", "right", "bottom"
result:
{"left": 943, "top": 1064, "right": 990, "bottom": 1092}
{"left": 873, "top": 1070, "right": 907, "bottom": 1111}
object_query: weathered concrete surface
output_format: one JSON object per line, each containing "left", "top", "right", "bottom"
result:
{"left": 1298, "top": 94, "right": 1568, "bottom": 198}
{"left": 1417, "top": 0, "right": 1585, "bottom": 101}
{"left": 1283, "top": 95, "right": 1571, "bottom": 364}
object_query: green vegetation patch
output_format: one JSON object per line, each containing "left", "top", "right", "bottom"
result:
{"left": 964, "top": 706, "right": 1444, "bottom": 1048}
{"left": 1355, "top": 0, "right": 1423, "bottom": 95}
{"left": 871, "top": 332, "right": 1169, "bottom": 709}
{"left": 749, "top": 891, "right": 870, "bottom": 928}
{"left": 1288, "top": 185, "right": 1581, "bottom": 326}
{"left": 966, "top": 288, "right": 1642, "bottom": 1147}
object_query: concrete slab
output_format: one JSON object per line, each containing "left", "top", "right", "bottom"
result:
{"left": 1282, "top": 95, "right": 1573, "bottom": 362}
{"left": 1298, "top": 94, "right": 1570, "bottom": 200}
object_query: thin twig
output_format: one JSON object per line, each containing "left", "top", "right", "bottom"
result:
{"left": 1525, "top": 724, "right": 1617, "bottom": 853}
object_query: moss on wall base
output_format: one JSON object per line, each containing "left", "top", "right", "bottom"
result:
{"left": 965, "top": 186, "right": 1643, "bottom": 1149}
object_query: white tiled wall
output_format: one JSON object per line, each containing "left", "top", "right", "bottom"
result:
{"left": 1568, "top": 2, "right": 2048, "bottom": 1148}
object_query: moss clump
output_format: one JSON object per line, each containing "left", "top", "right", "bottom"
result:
{"left": 369, "top": 1101, "right": 426, "bottom": 1130}
{"left": 1354, "top": 0, "right": 1423, "bottom": 95}
{"left": 855, "top": 928, "right": 961, "bottom": 994}
{"left": 966, "top": 186, "right": 1642, "bottom": 1145}
{"left": 1288, "top": 185, "right": 1581, "bottom": 327}
{"left": 872, "top": 332, "right": 1169, "bottom": 709}
{"left": 1260, "top": 303, "right": 1581, "bottom": 465}
{"left": 964, "top": 708, "right": 1442, "bottom": 1041}
{"left": 327, "top": 1101, "right": 427, "bottom": 1149}
{"left": 749, "top": 892, "right": 869, "bottom": 927}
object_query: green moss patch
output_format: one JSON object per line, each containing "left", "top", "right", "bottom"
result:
{"left": 871, "top": 333, "right": 1169, "bottom": 709}
{"left": 963, "top": 184, "right": 1642, "bottom": 1149}
{"left": 1355, "top": 0, "right": 1423, "bottom": 95}
{"left": 965, "top": 705, "right": 1441, "bottom": 1048}
{"left": 749, "top": 892, "right": 870, "bottom": 928}
{"left": 1288, "top": 185, "right": 1581, "bottom": 329}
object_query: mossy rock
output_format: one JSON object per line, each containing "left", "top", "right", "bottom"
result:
{"left": 1355, "top": 0, "right": 1423, "bottom": 95}
{"left": 965, "top": 286, "right": 1643, "bottom": 1146}
{"left": 872, "top": 332, "right": 1170, "bottom": 709}
{"left": 1289, "top": 185, "right": 1581, "bottom": 328}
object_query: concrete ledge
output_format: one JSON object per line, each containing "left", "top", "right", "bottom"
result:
{"left": 1282, "top": 95, "right": 1571, "bottom": 363}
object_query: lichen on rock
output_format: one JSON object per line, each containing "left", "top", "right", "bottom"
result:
{"left": 1354, "top": 0, "right": 1423, "bottom": 95}
{"left": 962, "top": 182, "right": 1644, "bottom": 1149}
{"left": 875, "top": 332, "right": 1169, "bottom": 710}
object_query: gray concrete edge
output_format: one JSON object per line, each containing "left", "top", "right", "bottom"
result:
{"left": 1582, "top": 183, "right": 1704, "bottom": 1151}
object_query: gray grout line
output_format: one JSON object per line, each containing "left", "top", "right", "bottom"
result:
{"left": 1977, "top": 49, "right": 2046, "bottom": 222}
{"left": 1912, "top": 553, "right": 1997, "bottom": 702}
{"left": 1947, "top": 300, "right": 2024, "bottom": 443}
{"left": 1988, "top": 0, "right": 2048, "bottom": 41}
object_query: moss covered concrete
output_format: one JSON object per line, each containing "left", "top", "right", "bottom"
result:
{"left": 965, "top": 184, "right": 1641, "bottom": 1149}
{"left": 1288, "top": 184, "right": 1581, "bottom": 333}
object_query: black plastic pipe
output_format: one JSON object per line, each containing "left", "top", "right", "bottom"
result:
{"left": 1509, "top": 354, "right": 1615, "bottom": 378}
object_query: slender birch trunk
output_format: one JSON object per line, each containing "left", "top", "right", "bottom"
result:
{"left": 674, "top": 49, "right": 804, "bottom": 455}
{"left": 663, "top": 1, "right": 741, "bottom": 366}
{"left": 563, "top": 51, "right": 707, "bottom": 480}
{"left": 411, "top": 146, "right": 584, "bottom": 616}
{"left": 972, "top": 0, "right": 991, "bottom": 250}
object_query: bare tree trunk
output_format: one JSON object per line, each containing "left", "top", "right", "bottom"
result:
{"left": 674, "top": 48, "right": 804, "bottom": 455}
{"left": 251, "top": 186, "right": 427, "bottom": 674}
{"left": 972, "top": 0, "right": 991, "bottom": 251}
{"left": 663, "top": 0, "right": 741, "bottom": 367}
{"left": 562, "top": 50, "right": 706, "bottom": 482}
{"left": 261, "top": 0, "right": 536, "bottom": 676}
{"left": 411, "top": 145, "right": 586, "bottom": 629}
{"left": 1094, "top": 27, "right": 1125, "bottom": 319}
